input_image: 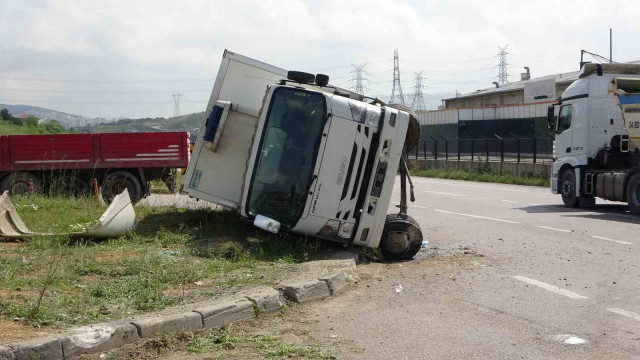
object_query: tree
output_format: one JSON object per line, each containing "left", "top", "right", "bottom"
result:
{"left": 43, "top": 120, "right": 64, "bottom": 134}
{"left": 23, "top": 115, "right": 39, "bottom": 127}
{"left": 0, "top": 108, "right": 11, "bottom": 121}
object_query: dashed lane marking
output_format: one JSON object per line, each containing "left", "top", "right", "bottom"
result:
{"left": 607, "top": 308, "right": 640, "bottom": 322}
{"left": 501, "top": 200, "right": 517, "bottom": 203}
{"left": 433, "top": 209, "right": 519, "bottom": 224}
{"left": 422, "top": 190, "right": 466, "bottom": 197}
{"left": 592, "top": 235, "right": 633, "bottom": 245}
{"left": 536, "top": 226, "right": 572, "bottom": 233}
{"left": 512, "top": 276, "right": 588, "bottom": 299}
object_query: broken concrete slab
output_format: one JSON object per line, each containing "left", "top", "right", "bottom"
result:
{"left": 319, "top": 271, "right": 348, "bottom": 295}
{"left": 244, "top": 287, "right": 283, "bottom": 315}
{"left": 282, "top": 280, "right": 330, "bottom": 304}
{"left": 8, "top": 337, "right": 63, "bottom": 360}
{"left": 0, "top": 346, "right": 14, "bottom": 360}
{"left": 60, "top": 320, "right": 139, "bottom": 357}
{"left": 193, "top": 299, "right": 256, "bottom": 328}
{"left": 131, "top": 311, "right": 202, "bottom": 338}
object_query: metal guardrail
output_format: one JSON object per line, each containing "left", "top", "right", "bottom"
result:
{"left": 410, "top": 136, "right": 554, "bottom": 164}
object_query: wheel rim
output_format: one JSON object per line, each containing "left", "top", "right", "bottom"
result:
{"left": 12, "top": 182, "right": 29, "bottom": 195}
{"left": 382, "top": 231, "right": 410, "bottom": 255}
{"left": 562, "top": 178, "right": 574, "bottom": 198}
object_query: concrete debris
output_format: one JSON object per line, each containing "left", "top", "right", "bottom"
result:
{"left": 244, "top": 287, "right": 283, "bottom": 314}
{"left": 60, "top": 320, "right": 139, "bottom": 357}
{"left": 7, "top": 337, "right": 63, "bottom": 360}
{"left": 193, "top": 299, "right": 256, "bottom": 328}
{"left": 395, "top": 285, "right": 403, "bottom": 294}
{"left": 319, "top": 271, "right": 348, "bottom": 295}
{"left": 131, "top": 312, "right": 203, "bottom": 338}
{"left": 0, "top": 345, "right": 14, "bottom": 360}
{"left": 282, "top": 280, "right": 330, "bottom": 304}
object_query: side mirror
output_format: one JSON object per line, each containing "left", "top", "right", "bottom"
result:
{"left": 546, "top": 106, "right": 556, "bottom": 133}
{"left": 253, "top": 215, "right": 280, "bottom": 233}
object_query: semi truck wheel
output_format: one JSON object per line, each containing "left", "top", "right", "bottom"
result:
{"left": 1, "top": 172, "right": 41, "bottom": 196}
{"left": 626, "top": 173, "right": 640, "bottom": 215}
{"left": 560, "top": 169, "right": 579, "bottom": 208}
{"left": 102, "top": 171, "right": 142, "bottom": 203}
{"left": 379, "top": 213, "right": 423, "bottom": 261}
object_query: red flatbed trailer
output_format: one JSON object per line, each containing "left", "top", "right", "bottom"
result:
{"left": 0, "top": 132, "right": 189, "bottom": 202}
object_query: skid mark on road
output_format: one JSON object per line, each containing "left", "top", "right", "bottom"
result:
{"left": 607, "top": 308, "right": 640, "bottom": 322}
{"left": 512, "top": 276, "right": 588, "bottom": 299}
{"left": 592, "top": 236, "right": 633, "bottom": 245}
{"left": 433, "top": 209, "right": 519, "bottom": 224}
{"left": 536, "top": 226, "right": 572, "bottom": 233}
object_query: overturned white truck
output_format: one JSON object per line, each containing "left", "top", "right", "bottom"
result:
{"left": 182, "top": 50, "right": 423, "bottom": 259}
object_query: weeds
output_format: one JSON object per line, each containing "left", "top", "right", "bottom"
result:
{"left": 0, "top": 196, "right": 319, "bottom": 328}
{"left": 413, "top": 168, "right": 549, "bottom": 187}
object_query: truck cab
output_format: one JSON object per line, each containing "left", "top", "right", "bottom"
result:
{"left": 548, "top": 63, "right": 640, "bottom": 213}
{"left": 183, "top": 51, "right": 423, "bottom": 259}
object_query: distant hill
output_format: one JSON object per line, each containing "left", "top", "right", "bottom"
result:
{"left": 0, "top": 104, "right": 90, "bottom": 128}
{"left": 79, "top": 112, "right": 204, "bottom": 133}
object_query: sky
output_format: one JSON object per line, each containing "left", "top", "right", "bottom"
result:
{"left": 1, "top": 0, "right": 639, "bottom": 119}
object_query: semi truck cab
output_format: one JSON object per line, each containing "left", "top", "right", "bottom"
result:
{"left": 548, "top": 63, "right": 640, "bottom": 213}
{"left": 183, "top": 51, "right": 423, "bottom": 259}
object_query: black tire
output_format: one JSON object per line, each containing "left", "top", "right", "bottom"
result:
{"left": 101, "top": 171, "right": 142, "bottom": 203}
{"left": 626, "top": 172, "right": 640, "bottom": 215}
{"left": 379, "top": 213, "right": 423, "bottom": 261}
{"left": 0, "top": 172, "right": 41, "bottom": 196}
{"left": 49, "top": 176, "right": 88, "bottom": 198}
{"left": 560, "top": 169, "right": 579, "bottom": 208}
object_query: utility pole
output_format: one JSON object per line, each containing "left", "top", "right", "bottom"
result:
{"left": 350, "top": 64, "right": 368, "bottom": 95}
{"left": 497, "top": 45, "right": 509, "bottom": 85}
{"left": 390, "top": 49, "right": 405, "bottom": 106}
{"left": 410, "top": 71, "right": 427, "bottom": 111}
{"left": 171, "top": 92, "right": 182, "bottom": 117}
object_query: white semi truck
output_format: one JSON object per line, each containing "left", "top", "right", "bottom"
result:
{"left": 182, "top": 50, "right": 423, "bottom": 259}
{"left": 548, "top": 63, "right": 640, "bottom": 214}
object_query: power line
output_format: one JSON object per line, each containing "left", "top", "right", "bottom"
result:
{"left": 171, "top": 93, "right": 182, "bottom": 117}
{"left": 410, "top": 71, "right": 427, "bottom": 111}
{"left": 497, "top": 45, "right": 509, "bottom": 85}
{"left": 390, "top": 49, "right": 405, "bottom": 106}
{"left": 350, "top": 64, "right": 368, "bottom": 95}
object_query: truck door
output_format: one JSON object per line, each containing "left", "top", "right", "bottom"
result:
{"left": 555, "top": 104, "right": 574, "bottom": 156}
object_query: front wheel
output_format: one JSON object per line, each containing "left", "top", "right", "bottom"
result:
{"left": 379, "top": 214, "right": 423, "bottom": 261}
{"left": 560, "top": 169, "right": 579, "bottom": 208}
{"left": 626, "top": 173, "right": 640, "bottom": 215}
{"left": 101, "top": 171, "right": 143, "bottom": 204}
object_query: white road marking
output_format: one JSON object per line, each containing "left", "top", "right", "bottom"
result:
{"left": 536, "top": 226, "right": 572, "bottom": 233}
{"left": 592, "top": 235, "right": 633, "bottom": 245}
{"left": 501, "top": 200, "right": 517, "bottom": 203}
{"left": 411, "top": 178, "right": 534, "bottom": 193}
{"left": 411, "top": 205, "right": 429, "bottom": 209}
{"left": 512, "top": 276, "right": 588, "bottom": 299}
{"left": 423, "top": 190, "right": 466, "bottom": 197}
{"left": 607, "top": 308, "right": 640, "bottom": 322}
{"left": 433, "top": 209, "right": 519, "bottom": 224}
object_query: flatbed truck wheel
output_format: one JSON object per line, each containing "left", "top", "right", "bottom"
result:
{"left": 560, "top": 169, "right": 579, "bottom": 208}
{"left": 101, "top": 171, "right": 142, "bottom": 203}
{"left": 1, "top": 172, "right": 41, "bottom": 196}
{"left": 379, "top": 213, "right": 423, "bottom": 261}
{"left": 626, "top": 173, "right": 640, "bottom": 215}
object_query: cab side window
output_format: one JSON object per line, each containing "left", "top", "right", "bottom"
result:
{"left": 557, "top": 105, "right": 572, "bottom": 133}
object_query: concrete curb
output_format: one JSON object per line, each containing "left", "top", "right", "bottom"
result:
{"left": 2, "top": 260, "right": 356, "bottom": 359}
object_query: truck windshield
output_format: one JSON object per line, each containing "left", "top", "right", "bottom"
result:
{"left": 247, "top": 87, "right": 327, "bottom": 228}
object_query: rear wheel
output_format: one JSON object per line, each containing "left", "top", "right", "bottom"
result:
{"left": 101, "top": 171, "right": 142, "bottom": 203}
{"left": 49, "top": 176, "right": 88, "bottom": 197}
{"left": 379, "top": 214, "right": 423, "bottom": 261}
{"left": 626, "top": 173, "right": 640, "bottom": 215}
{"left": 1, "top": 172, "right": 41, "bottom": 196}
{"left": 560, "top": 169, "right": 579, "bottom": 208}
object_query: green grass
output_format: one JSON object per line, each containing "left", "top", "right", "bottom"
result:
{"left": 0, "top": 195, "right": 320, "bottom": 329}
{"left": 413, "top": 168, "right": 549, "bottom": 187}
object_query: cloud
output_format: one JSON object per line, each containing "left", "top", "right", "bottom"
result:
{"left": 0, "top": 0, "right": 639, "bottom": 118}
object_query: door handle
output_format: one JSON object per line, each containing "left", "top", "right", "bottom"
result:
{"left": 565, "top": 147, "right": 571, "bottom": 153}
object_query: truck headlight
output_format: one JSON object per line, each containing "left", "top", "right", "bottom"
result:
{"left": 318, "top": 220, "right": 340, "bottom": 238}
{"left": 338, "top": 222, "right": 353, "bottom": 238}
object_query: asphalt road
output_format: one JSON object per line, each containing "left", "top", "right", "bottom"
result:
{"left": 292, "top": 177, "right": 640, "bottom": 359}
